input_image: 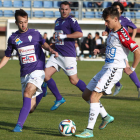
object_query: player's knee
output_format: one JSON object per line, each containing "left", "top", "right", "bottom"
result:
{"left": 30, "top": 106, "right": 36, "bottom": 113}
{"left": 69, "top": 79, "right": 77, "bottom": 85}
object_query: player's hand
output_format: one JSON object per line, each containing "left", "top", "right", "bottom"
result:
{"left": 85, "top": 44, "right": 89, "bottom": 49}
{"left": 124, "top": 67, "right": 133, "bottom": 75}
{"left": 102, "top": 31, "right": 108, "bottom": 36}
{"left": 50, "top": 49, "right": 59, "bottom": 58}
{"left": 58, "top": 34, "right": 67, "bottom": 39}
{"left": 94, "top": 49, "right": 100, "bottom": 55}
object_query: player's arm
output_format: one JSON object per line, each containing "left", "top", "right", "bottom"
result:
{"left": 131, "top": 28, "right": 137, "bottom": 41}
{"left": 58, "top": 31, "right": 83, "bottom": 39}
{"left": 0, "top": 56, "right": 10, "bottom": 69}
{"left": 42, "top": 42, "right": 58, "bottom": 57}
{"left": 118, "top": 29, "right": 140, "bottom": 75}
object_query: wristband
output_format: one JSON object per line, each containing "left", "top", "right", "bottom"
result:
{"left": 59, "top": 34, "right": 67, "bottom": 39}
{"left": 131, "top": 66, "right": 135, "bottom": 71}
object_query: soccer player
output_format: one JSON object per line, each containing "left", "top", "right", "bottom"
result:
{"left": 43, "top": 1, "right": 86, "bottom": 111}
{"left": 102, "top": 2, "right": 140, "bottom": 97}
{"left": 0, "top": 9, "right": 58, "bottom": 132}
{"left": 75, "top": 6, "right": 140, "bottom": 138}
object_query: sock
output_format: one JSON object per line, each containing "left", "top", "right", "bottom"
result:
{"left": 115, "top": 81, "right": 121, "bottom": 87}
{"left": 87, "top": 103, "right": 100, "bottom": 130}
{"left": 99, "top": 101, "right": 108, "bottom": 118}
{"left": 129, "top": 71, "right": 140, "bottom": 88}
{"left": 36, "top": 93, "right": 44, "bottom": 106}
{"left": 76, "top": 79, "right": 86, "bottom": 92}
{"left": 17, "top": 97, "right": 31, "bottom": 128}
{"left": 47, "top": 78, "right": 62, "bottom": 101}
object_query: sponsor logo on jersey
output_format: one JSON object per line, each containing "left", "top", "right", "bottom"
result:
{"left": 18, "top": 45, "right": 35, "bottom": 55}
{"left": 21, "top": 54, "right": 37, "bottom": 64}
{"left": 120, "top": 28, "right": 129, "bottom": 41}
{"left": 15, "top": 38, "right": 23, "bottom": 45}
{"left": 66, "top": 66, "right": 74, "bottom": 70}
{"left": 55, "top": 21, "right": 59, "bottom": 26}
{"left": 28, "top": 35, "right": 32, "bottom": 42}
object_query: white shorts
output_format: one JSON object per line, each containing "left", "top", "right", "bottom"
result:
{"left": 87, "top": 67, "right": 123, "bottom": 95}
{"left": 21, "top": 70, "right": 45, "bottom": 98}
{"left": 45, "top": 54, "right": 77, "bottom": 76}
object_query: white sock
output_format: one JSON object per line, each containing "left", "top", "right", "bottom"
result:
{"left": 87, "top": 103, "right": 100, "bottom": 130}
{"left": 99, "top": 101, "right": 108, "bottom": 118}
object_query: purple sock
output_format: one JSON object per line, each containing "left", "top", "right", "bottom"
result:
{"left": 116, "top": 81, "right": 121, "bottom": 87}
{"left": 47, "top": 78, "right": 62, "bottom": 101}
{"left": 17, "top": 97, "right": 31, "bottom": 128}
{"left": 129, "top": 71, "right": 140, "bottom": 88}
{"left": 36, "top": 93, "right": 44, "bottom": 106}
{"left": 76, "top": 79, "right": 86, "bottom": 92}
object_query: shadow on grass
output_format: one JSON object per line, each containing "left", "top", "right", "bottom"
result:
{"left": 0, "top": 121, "right": 62, "bottom": 136}
{"left": 50, "top": 92, "right": 140, "bottom": 101}
{"left": 0, "top": 88, "right": 21, "bottom": 92}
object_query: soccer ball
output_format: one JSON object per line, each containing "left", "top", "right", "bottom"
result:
{"left": 58, "top": 119, "right": 76, "bottom": 136}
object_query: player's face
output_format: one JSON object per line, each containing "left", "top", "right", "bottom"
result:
{"left": 16, "top": 16, "right": 28, "bottom": 33}
{"left": 59, "top": 4, "right": 71, "bottom": 19}
{"left": 116, "top": 5, "right": 122, "bottom": 16}
{"left": 104, "top": 16, "right": 116, "bottom": 30}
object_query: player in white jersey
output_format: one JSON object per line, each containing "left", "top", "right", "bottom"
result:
{"left": 75, "top": 7, "right": 140, "bottom": 138}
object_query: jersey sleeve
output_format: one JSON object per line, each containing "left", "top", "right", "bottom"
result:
{"left": 70, "top": 17, "right": 82, "bottom": 33}
{"left": 117, "top": 28, "right": 139, "bottom": 52}
{"left": 5, "top": 36, "right": 14, "bottom": 57}
{"left": 36, "top": 30, "right": 45, "bottom": 45}
{"left": 124, "top": 17, "right": 137, "bottom": 29}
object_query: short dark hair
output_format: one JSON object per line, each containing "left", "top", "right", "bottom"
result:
{"left": 60, "top": 1, "right": 71, "bottom": 8}
{"left": 95, "top": 32, "right": 99, "bottom": 36}
{"left": 15, "top": 9, "right": 28, "bottom": 21}
{"left": 102, "top": 7, "right": 119, "bottom": 20}
{"left": 112, "top": 2, "right": 124, "bottom": 14}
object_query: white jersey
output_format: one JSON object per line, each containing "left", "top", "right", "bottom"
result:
{"left": 104, "top": 27, "right": 138, "bottom": 68}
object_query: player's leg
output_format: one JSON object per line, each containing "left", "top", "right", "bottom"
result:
{"left": 13, "top": 83, "right": 37, "bottom": 132}
{"left": 68, "top": 74, "right": 86, "bottom": 92}
{"left": 125, "top": 60, "right": 140, "bottom": 97}
{"left": 45, "top": 66, "right": 65, "bottom": 111}
{"left": 75, "top": 91, "right": 103, "bottom": 138}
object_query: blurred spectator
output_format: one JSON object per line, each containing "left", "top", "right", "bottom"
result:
{"left": 69, "top": 2, "right": 78, "bottom": 11}
{"left": 94, "top": 2, "right": 103, "bottom": 11}
{"left": 92, "top": 32, "right": 105, "bottom": 58}
{"left": 50, "top": 32, "right": 55, "bottom": 46}
{"left": 42, "top": 32, "right": 50, "bottom": 58}
{"left": 75, "top": 38, "right": 80, "bottom": 60}
{"left": 80, "top": 33, "right": 93, "bottom": 58}
{"left": 114, "top": 0, "right": 127, "bottom": 8}
{"left": 43, "top": 32, "right": 50, "bottom": 45}
{"left": 128, "top": 2, "right": 140, "bottom": 11}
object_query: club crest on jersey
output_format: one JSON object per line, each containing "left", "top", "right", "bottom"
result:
{"left": 71, "top": 18, "right": 76, "bottom": 23}
{"left": 15, "top": 38, "right": 23, "bottom": 45}
{"left": 55, "top": 21, "right": 59, "bottom": 26}
{"left": 28, "top": 35, "right": 32, "bottom": 42}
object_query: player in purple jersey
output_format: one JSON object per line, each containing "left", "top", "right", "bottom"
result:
{"left": 102, "top": 2, "right": 140, "bottom": 97}
{"left": 0, "top": 9, "right": 58, "bottom": 132}
{"left": 43, "top": 1, "right": 86, "bottom": 111}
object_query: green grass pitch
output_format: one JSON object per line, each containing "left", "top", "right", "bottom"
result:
{"left": 0, "top": 60, "right": 140, "bottom": 140}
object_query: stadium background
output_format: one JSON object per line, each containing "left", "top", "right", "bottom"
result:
{"left": 0, "top": 0, "right": 140, "bottom": 61}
